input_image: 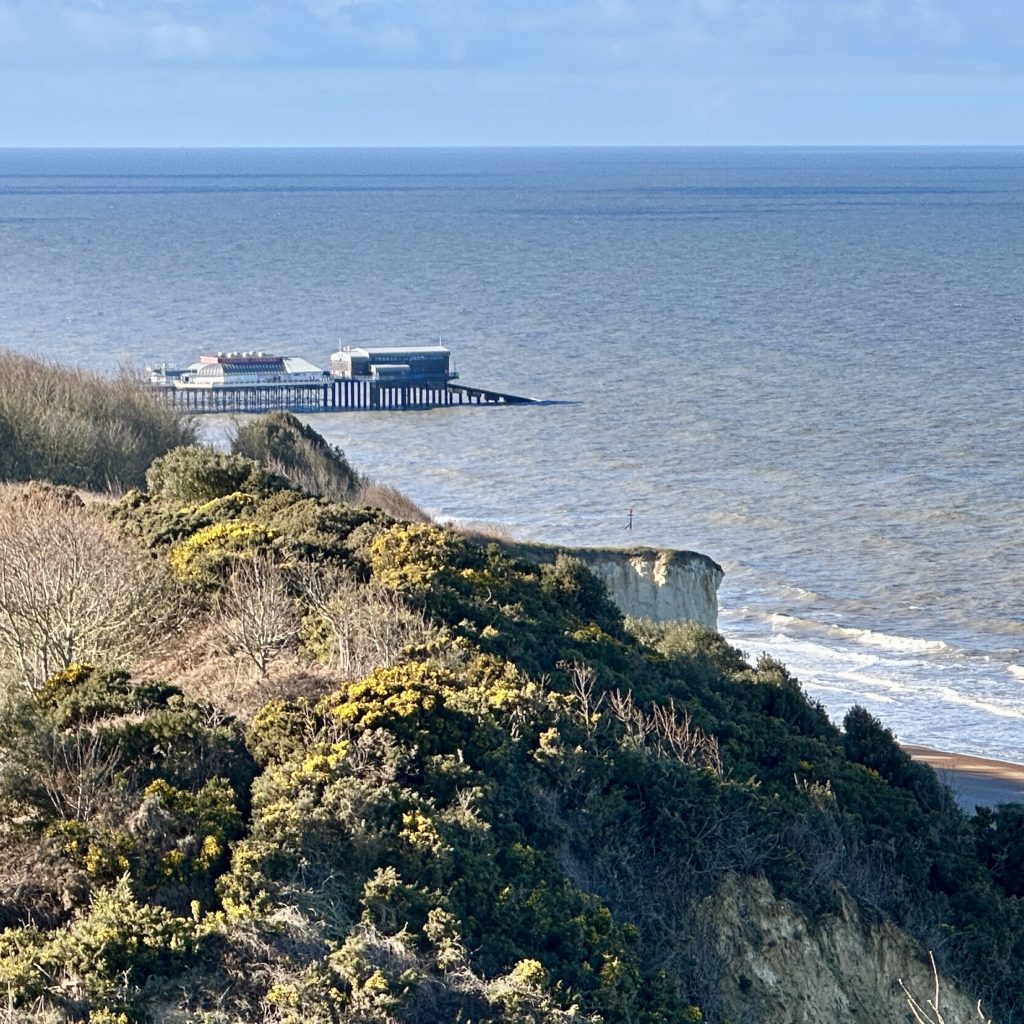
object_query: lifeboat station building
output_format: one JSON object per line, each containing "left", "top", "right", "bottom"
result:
{"left": 329, "top": 346, "right": 456, "bottom": 384}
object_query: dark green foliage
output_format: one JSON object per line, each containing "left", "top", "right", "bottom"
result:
{"left": 3, "top": 417, "right": 1023, "bottom": 1021}
{"left": 259, "top": 490, "right": 383, "bottom": 566}
{"left": 36, "top": 663, "right": 180, "bottom": 729}
{"left": 974, "top": 803, "right": 1024, "bottom": 898}
{"left": 843, "top": 705, "right": 947, "bottom": 810}
{"left": 0, "top": 665, "right": 255, "bottom": 934}
{"left": 109, "top": 485, "right": 381, "bottom": 588}
{"left": 843, "top": 704, "right": 910, "bottom": 779}
{"left": 231, "top": 411, "right": 363, "bottom": 501}
{"left": 145, "top": 445, "right": 278, "bottom": 505}
{"left": 540, "top": 553, "right": 624, "bottom": 636}
{"left": 245, "top": 698, "right": 323, "bottom": 768}
{"left": 0, "top": 876, "right": 205, "bottom": 1016}
{"left": 0, "top": 349, "right": 194, "bottom": 491}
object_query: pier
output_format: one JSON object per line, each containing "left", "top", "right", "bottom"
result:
{"left": 151, "top": 379, "right": 535, "bottom": 414}
{"left": 146, "top": 346, "right": 536, "bottom": 413}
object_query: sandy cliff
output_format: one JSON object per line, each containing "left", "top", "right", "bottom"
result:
{"left": 507, "top": 542, "right": 723, "bottom": 628}
{"left": 709, "top": 875, "right": 979, "bottom": 1024}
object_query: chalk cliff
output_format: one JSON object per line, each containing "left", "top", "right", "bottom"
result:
{"left": 511, "top": 544, "right": 723, "bottom": 629}
{"left": 573, "top": 548, "right": 723, "bottom": 629}
{"left": 708, "top": 875, "right": 979, "bottom": 1024}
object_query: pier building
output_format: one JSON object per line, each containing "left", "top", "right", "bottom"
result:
{"left": 330, "top": 345, "right": 455, "bottom": 384}
{"left": 146, "top": 345, "right": 533, "bottom": 413}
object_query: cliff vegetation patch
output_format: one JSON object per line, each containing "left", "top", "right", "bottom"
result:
{"left": 0, "top": 416, "right": 1019, "bottom": 1023}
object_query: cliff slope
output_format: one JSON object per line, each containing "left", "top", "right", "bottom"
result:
{"left": 510, "top": 543, "right": 723, "bottom": 629}
{"left": 1, "top": 436, "right": 1019, "bottom": 1024}
{"left": 710, "top": 875, "right": 979, "bottom": 1024}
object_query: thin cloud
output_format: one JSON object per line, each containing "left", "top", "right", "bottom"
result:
{"left": 0, "top": 0, "right": 1021, "bottom": 74}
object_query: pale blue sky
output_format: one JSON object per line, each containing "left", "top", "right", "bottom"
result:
{"left": 1, "top": 0, "right": 1022, "bottom": 145}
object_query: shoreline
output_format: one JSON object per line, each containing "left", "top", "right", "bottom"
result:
{"left": 904, "top": 744, "right": 1024, "bottom": 809}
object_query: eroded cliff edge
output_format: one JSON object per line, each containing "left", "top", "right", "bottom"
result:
{"left": 708, "top": 875, "right": 979, "bottom": 1024}
{"left": 511, "top": 544, "right": 724, "bottom": 629}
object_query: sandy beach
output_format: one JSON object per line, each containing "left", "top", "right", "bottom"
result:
{"left": 905, "top": 745, "right": 1024, "bottom": 810}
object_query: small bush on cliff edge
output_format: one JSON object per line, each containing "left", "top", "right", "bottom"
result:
{"left": 146, "top": 446, "right": 277, "bottom": 506}
{"left": 231, "top": 411, "right": 362, "bottom": 502}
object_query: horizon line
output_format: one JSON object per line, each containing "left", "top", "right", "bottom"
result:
{"left": 2, "top": 142, "right": 1023, "bottom": 151}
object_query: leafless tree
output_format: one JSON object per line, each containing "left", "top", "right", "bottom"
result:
{"left": 41, "top": 729, "right": 123, "bottom": 822}
{"left": 608, "top": 689, "right": 722, "bottom": 775}
{"left": 210, "top": 556, "right": 300, "bottom": 679}
{"left": 0, "top": 485, "right": 183, "bottom": 692}
{"left": 567, "top": 662, "right": 605, "bottom": 743}
{"left": 299, "top": 566, "right": 430, "bottom": 680}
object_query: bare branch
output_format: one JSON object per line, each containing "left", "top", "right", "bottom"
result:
{"left": 899, "top": 951, "right": 992, "bottom": 1024}
{"left": 298, "top": 565, "right": 430, "bottom": 680}
{"left": 209, "top": 556, "right": 300, "bottom": 679}
{"left": 0, "top": 485, "right": 184, "bottom": 692}
{"left": 608, "top": 689, "right": 721, "bottom": 775}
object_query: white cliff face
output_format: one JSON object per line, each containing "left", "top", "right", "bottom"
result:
{"left": 709, "top": 875, "right": 980, "bottom": 1024}
{"left": 575, "top": 549, "right": 723, "bottom": 630}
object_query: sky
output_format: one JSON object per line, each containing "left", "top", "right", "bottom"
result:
{"left": 1, "top": 0, "right": 1023, "bottom": 146}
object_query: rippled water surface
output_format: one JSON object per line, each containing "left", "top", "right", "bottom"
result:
{"left": 2, "top": 147, "right": 1022, "bottom": 760}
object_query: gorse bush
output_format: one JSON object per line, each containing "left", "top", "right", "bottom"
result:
{"left": 0, "top": 350, "right": 193, "bottom": 492}
{"left": 146, "top": 446, "right": 276, "bottom": 506}
{"left": 0, "top": 420, "right": 1019, "bottom": 1023}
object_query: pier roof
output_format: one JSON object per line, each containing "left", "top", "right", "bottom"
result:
{"left": 331, "top": 345, "right": 450, "bottom": 358}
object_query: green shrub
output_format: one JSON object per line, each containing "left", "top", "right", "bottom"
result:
{"left": 0, "top": 876, "right": 204, "bottom": 1009}
{"left": 0, "top": 664, "right": 256, "bottom": 924}
{"left": 539, "top": 554, "right": 622, "bottom": 635}
{"left": 167, "top": 519, "right": 279, "bottom": 584}
{"left": 145, "top": 445, "right": 276, "bottom": 506}
{"left": 368, "top": 522, "right": 474, "bottom": 599}
{"left": 974, "top": 803, "right": 1024, "bottom": 898}
{"left": 36, "top": 664, "right": 179, "bottom": 729}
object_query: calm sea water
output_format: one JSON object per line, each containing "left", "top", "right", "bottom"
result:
{"left": 2, "top": 147, "right": 1022, "bottom": 762}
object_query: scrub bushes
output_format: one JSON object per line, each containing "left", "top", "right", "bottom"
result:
{"left": 0, "top": 350, "right": 193, "bottom": 492}
{"left": 231, "top": 411, "right": 362, "bottom": 502}
{"left": 145, "top": 446, "right": 275, "bottom": 506}
{"left": 2, "top": 420, "right": 1022, "bottom": 1022}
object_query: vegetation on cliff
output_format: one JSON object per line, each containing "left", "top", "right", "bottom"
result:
{"left": 0, "top": 350, "right": 194, "bottom": 492}
{"left": 0, "top": 417, "right": 1021, "bottom": 1023}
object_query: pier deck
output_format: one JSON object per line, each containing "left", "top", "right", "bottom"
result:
{"left": 151, "top": 379, "right": 535, "bottom": 414}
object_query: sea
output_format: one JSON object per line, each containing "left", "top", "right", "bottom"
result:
{"left": 1, "top": 147, "right": 1022, "bottom": 764}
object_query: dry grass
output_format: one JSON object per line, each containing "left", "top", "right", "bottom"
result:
{"left": 0, "top": 994, "right": 65, "bottom": 1024}
{"left": 137, "top": 618, "right": 337, "bottom": 722}
{"left": 354, "top": 481, "right": 431, "bottom": 523}
{"left": 453, "top": 520, "right": 517, "bottom": 544}
{"left": 0, "top": 349, "right": 193, "bottom": 492}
